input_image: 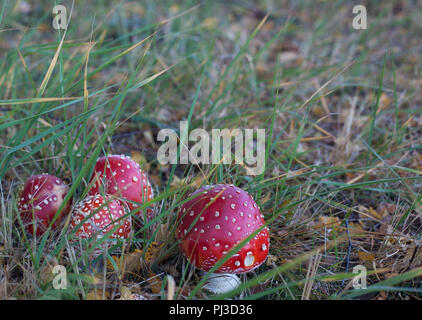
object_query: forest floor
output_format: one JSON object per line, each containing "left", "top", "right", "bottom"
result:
{"left": 0, "top": 0, "right": 421, "bottom": 300}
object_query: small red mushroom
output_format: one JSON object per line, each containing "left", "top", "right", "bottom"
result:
{"left": 88, "top": 155, "right": 154, "bottom": 225}
{"left": 176, "top": 184, "right": 269, "bottom": 274}
{"left": 18, "top": 174, "right": 71, "bottom": 236}
{"left": 69, "top": 194, "right": 131, "bottom": 255}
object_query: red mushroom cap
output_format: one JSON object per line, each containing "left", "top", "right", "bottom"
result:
{"left": 18, "top": 174, "right": 71, "bottom": 236}
{"left": 176, "top": 184, "right": 269, "bottom": 274}
{"left": 69, "top": 194, "right": 131, "bottom": 254}
{"left": 88, "top": 155, "right": 154, "bottom": 224}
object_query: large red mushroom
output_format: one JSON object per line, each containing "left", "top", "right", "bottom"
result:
{"left": 88, "top": 155, "right": 154, "bottom": 226}
{"left": 18, "top": 174, "right": 71, "bottom": 236}
{"left": 176, "top": 184, "right": 269, "bottom": 274}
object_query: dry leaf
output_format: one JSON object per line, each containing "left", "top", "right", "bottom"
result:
{"left": 107, "top": 249, "right": 143, "bottom": 274}
{"left": 279, "top": 51, "right": 302, "bottom": 64}
{"left": 0, "top": 246, "right": 4, "bottom": 265}
{"left": 358, "top": 251, "right": 375, "bottom": 262}
{"left": 147, "top": 272, "right": 162, "bottom": 294}
{"left": 169, "top": 5, "right": 180, "bottom": 13}
{"left": 119, "top": 286, "right": 132, "bottom": 300}
{"left": 155, "top": 221, "right": 171, "bottom": 243}
{"left": 261, "top": 192, "right": 271, "bottom": 205}
{"left": 170, "top": 175, "right": 184, "bottom": 188}
{"left": 144, "top": 242, "right": 165, "bottom": 264}
{"left": 86, "top": 289, "right": 110, "bottom": 300}
{"left": 311, "top": 105, "right": 326, "bottom": 118}
{"left": 266, "top": 254, "right": 278, "bottom": 266}
{"left": 377, "top": 93, "right": 392, "bottom": 113}
{"left": 368, "top": 207, "right": 383, "bottom": 220}
{"left": 348, "top": 222, "right": 365, "bottom": 236}
{"left": 202, "top": 17, "right": 218, "bottom": 29}
{"left": 131, "top": 150, "right": 149, "bottom": 170}
{"left": 312, "top": 216, "right": 341, "bottom": 234}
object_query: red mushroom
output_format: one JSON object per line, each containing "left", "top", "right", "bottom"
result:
{"left": 18, "top": 174, "right": 71, "bottom": 236}
{"left": 88, "top": 155, "right": 154, "bottom": 225}
{"left": 176, "top": 184, "right": 269, "bottom": 274}
{"left": 69, "top": 194, "right": 131, "bottom": 255}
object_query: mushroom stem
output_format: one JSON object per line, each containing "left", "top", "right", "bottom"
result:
{"left": 201, "top": 271, "right": 241, "bottom": 295}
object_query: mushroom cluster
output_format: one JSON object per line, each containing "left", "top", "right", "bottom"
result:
{"left": 69, "top": 154, "right": 154, "bottom": 255}
{"left": 88, "top": 155, "right": 154, "bottom": 227}
{"left": 17, "top": 154, "right": 154, "bottom": 254}
{"left": 17, "top": 154, "right": 271, "bottom": 297}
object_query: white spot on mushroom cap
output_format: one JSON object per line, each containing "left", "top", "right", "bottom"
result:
{"left": 244, "top": 254, "right": 255, "bottom": 267}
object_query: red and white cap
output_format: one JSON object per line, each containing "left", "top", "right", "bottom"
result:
{"left": 88, "top": 155, "right": 154, "bottom": 224}
{"left": 176, "top": 184, "right": 269, "bottom": 274}
{"left": 70, "top": 194, "right": 131, "bottom": 254}
{"left": 18, "top": 174, "right": 71, "bottom": 236}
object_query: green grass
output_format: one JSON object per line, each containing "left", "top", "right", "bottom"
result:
{"left": 0, "top": 0, "right": 421, "bottom": 300}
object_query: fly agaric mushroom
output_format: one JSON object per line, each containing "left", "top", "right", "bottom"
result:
{"left": 69, "top": 194, "right": 131, "bottom": 255}
{"left": 18, "top": 174, "right": 71, "bottom": 236}
{"left": 176, "top": 184, "right": 269, "bottom": 275}
{"left": 88, "top": 155, "right": 154, "bottom": 226}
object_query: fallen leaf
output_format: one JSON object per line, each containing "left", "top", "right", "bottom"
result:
{"left": 131, "top": 150, "right": 149, "bottom": 170}
{"left": 266, "top": 254, "right": 278, "bottom": 266}
{"left": 147, "top": 272, "right": 162, "bottom": 294}
{"left": 107, "top": 249, "right": 143, "bottom": 274}
{"left": 368, "top": 207, "right": 383, "bottom": 220}
{"left": 312, "top": 216, "right": 341, "bottom": 235}
{"left": 169, "top": 5, "right": 180, "bottom": 13}
{"left": 358, "top": 251, "right": 375, "bottom": 262}
{"left": 144, "top": 242, "right": 165, "bottom": 264}
{"left": 261, "top": 192, "right": 271, "bottom": 205}
{"left": 202, "top": 17, "right": 218, "bottom": 29}
{"left": 123, "top": 249, "right": 144, "bottom": 274}
{"left": 377, "top": 93, "right": 392, "bottom": 114}
{"left": 86, "top": 289, "right": 110, "bottom": 300}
